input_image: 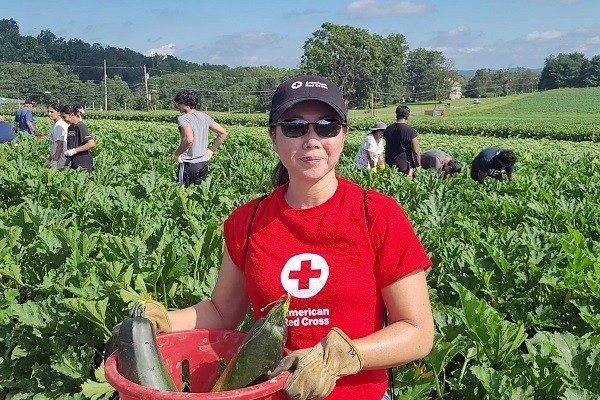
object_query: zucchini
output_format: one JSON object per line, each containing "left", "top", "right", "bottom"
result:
{"left": 211, "top": 293, "right": 291, "bottom": 391}
{"left": 117, "top": 301, "right": 177, "bottom": 392}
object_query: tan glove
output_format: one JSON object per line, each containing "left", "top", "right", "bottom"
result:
{"left": 103, "top": 300, "right": 172, "bottom": 360}
{"left": 267, "top": 328, "right": 364, "bottom": 400}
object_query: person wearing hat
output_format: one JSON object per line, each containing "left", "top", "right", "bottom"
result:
{"left": 354, "top": 122, "right": 387, "bottom": 170}
{"left": 421, "top": 149, "right": 462, "bottom": 178}
{"left": 173, "top": 90, "right": 228, "bottom": 187}
{"left": 383, "top": 105, "right": 422, "bottom": 177}
{"left": 14, "top": 99, "right": 37, "bottom": 135}
{"left": 105, "top": 75, "right": 434, "bottom": 400}
{"left": 470, "top": 147, "right": 516, "bottom": 183}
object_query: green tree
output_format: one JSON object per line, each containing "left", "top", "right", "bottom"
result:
{"left": 406, "top": 48, "right": 455, "bottom": 101}
{"left": 106, "top": 76, "right": 133, "bottom": 110}
{"left": 511, "top": 69, "right": 540, "bottom": 93}
{"left": 538, "top": 52, "right": 587, "bottom": 90}
{"left": 582, "top": 55, "right": 600, "bottom": 87}
{"left": 301, "top": 23, "right": 383, "bottom": 108}
{"left": 0, "top": 19, "right": 22, "bottom": 61}
{"left": 379, "top": 34, "right": 409, "bottom": 105}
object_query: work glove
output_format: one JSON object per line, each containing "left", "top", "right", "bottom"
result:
{"left": 267, "top": 328, "right": 363, "bottom": 400}
{"left": 103, "top": 300, "right": 172, "bottom": 360}
{"left": 174, "top": 153, "right": 185, "bottom": 163}
{"left": 205, "top": 149, "right": 214, "bottom": 161}
{"left": 64, "top": 148, "right": 77, "bottom": 157}
{"left": 44, "top": 159, "right": 51, "bottom": 167}
{"left": 50, "top": 160, "right": 58, "bottom": 169}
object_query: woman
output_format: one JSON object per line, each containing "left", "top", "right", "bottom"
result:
{"left": 109, "top": 75, "right": 434, "bottom": 400}
{"left": 45, "top": 103, "right": 69, "bottom": 169}
{"left": 60, "top": 104, "right": 96, "bottom": 172}
{"left": 354, "top": 122, "right": 387, "bottom": 170}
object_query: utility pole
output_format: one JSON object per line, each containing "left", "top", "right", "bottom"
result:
{"left": 103, "top": 59, "right": 108, "bottom": 111}
{"left": 143, "top": 65, "right": 150, "bottom": 111}
{"left": 371, "top": 92, "right": 374, "bottom": 117}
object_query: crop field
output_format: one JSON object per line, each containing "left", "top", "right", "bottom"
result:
{"left": 1, "top": 114, "right": 599, "bottom": 399}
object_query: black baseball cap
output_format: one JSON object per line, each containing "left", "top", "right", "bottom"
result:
{"left": 24, "top": 99, "right": 34, "bottom": 105}
{"left": 269, "top": 75, "right": 347, "bottom": 124}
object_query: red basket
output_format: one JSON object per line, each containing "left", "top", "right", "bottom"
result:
{"left": 105, "top": 329, "right": 289, "bottom": 400}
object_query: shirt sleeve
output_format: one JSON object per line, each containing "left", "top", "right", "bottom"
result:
{"left": 408, "top": 126, "right": 418, "bottom": 140}
{"left": 177, "top": 114, "right": 188, "bottom": 127}
{"left": 77, "top": 124, "right": 93, "bottom": 143}
{"left": 368, "top": 193, "right": 432, "bottom": 288}
{"left": 205, "top": 114, "right": 216, "bottom": 127}
{"left": 59, "top": 125, "right": 68, "bottom": 141}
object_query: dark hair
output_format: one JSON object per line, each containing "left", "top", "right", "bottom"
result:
{"left": 174, "top": 90, "right": 199, "bottom": 108}
{"left": 448, "top": 160, "right": 462, "bottom": 174}
{"left": 271, "top": 161, "right": 289, "bottom": 188}
{"left": 497, "top": 150, "right": 516, "bottom": 166}
{"left": 60, "top": 104, "right": 78, "bottom": 115}
{"left": 48, "top": 103, "right": 61, "bottom": 112}
{"left": 73, "top": 102, "right": 85, "bottom": 113}
{"left": 396, "top": 105, "right": 411, "bottom": 119}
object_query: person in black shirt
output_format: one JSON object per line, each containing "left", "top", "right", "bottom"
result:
{"left": 60, "top": 104, "right": 96, "bottom": 172}
{"left": 383, "top": 105, "right": 421, "bottom": 177}
{"left": 470, "top": 147, "right": 516, "bottom": 183}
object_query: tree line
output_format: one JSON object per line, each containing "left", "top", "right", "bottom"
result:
{"left": 0, "top": 18, "right": 551, "bottom": 111}
{"left": 538, "top": 52, "right": 600, "bottom": 90}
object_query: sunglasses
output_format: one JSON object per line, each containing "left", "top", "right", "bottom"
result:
{"left": 273, "top": 118, "right": 346, "bottom": 138}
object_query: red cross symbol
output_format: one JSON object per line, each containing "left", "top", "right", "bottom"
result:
{"left": 288, "top": 259, "right": 321, "bottom": 290}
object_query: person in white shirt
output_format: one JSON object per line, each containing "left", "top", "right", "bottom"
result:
{"left": 45, "top": 103, "right": 69, "bottom": 169}
{"left": 354, "top": 122, "right": 387, "bottom": 170}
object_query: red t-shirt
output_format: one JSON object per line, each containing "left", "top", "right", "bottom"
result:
{"left": 224, "top": 177, "right": 431, "bottom": 400}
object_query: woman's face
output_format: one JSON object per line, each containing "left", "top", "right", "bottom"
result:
{"left": 47, "top": 107, "right": 60, "bottom": 122}
{"left": 61, "top": 113, "right": 77, "bottom": 124}
{"left": 372, "top": 130, "right": 384, "bottom": 141}
{"left": 270, "top": 101, "right": 346, "bottom": 184}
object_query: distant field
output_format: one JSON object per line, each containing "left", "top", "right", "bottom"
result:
{"left": 352, "top": 87, "right": 600, "bottom": 122}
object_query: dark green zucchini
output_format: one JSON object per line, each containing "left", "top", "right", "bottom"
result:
{"left": 117, "top": 301, "right": 176, "bottom": 392}
{"left": 211, "top": 293, "right": 291, "bottom": 391}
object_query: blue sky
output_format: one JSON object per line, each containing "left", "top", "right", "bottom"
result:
{"left": 7, "top": 0, "right": 600, "bottom": 70}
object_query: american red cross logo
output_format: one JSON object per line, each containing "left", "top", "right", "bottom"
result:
{"left": 281, "top": 253, "right": 329, "bottom": 299}
{"left": 288, "top": 259, "right": 322, "bottom": 290}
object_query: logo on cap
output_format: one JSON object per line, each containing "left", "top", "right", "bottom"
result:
{"left": 281, "top": 253, "right": 329, "bottom": 298}
{"left": 291, "top": 81, "right": 303, "bottom": 89}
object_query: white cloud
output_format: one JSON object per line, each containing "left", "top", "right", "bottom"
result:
{"left": 346, "top": 0, "right": 428, "bottom": 17}
{"left": 588, "top": 36, "right": 600, "bottom": 44}
{"left": 525, "top": 30, "right": 564, "bottom": 41}
{"left": 147, "top": 43, "right": 176, "bottom": 57}
{"left": 189, "top": 32, "right": 292, "bottom": 67}
{"left": 458, "top": 47, "right": 484, "bottom": 54}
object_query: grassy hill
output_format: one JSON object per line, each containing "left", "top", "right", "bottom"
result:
{"left": 349, "top": 87, "right": 600, "bottom": 142}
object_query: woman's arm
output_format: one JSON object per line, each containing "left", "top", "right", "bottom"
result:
{"left": 53, "top": 141, "right": 64, "bottom": 161}
{"left": 168, "top": 246, "right": 250, "bottom": 331}
{"left": 353, "top": 269, "right": 434, "bottom": 369}
{"left": 74, "top": 139, "right": 96, "bottom": 153}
